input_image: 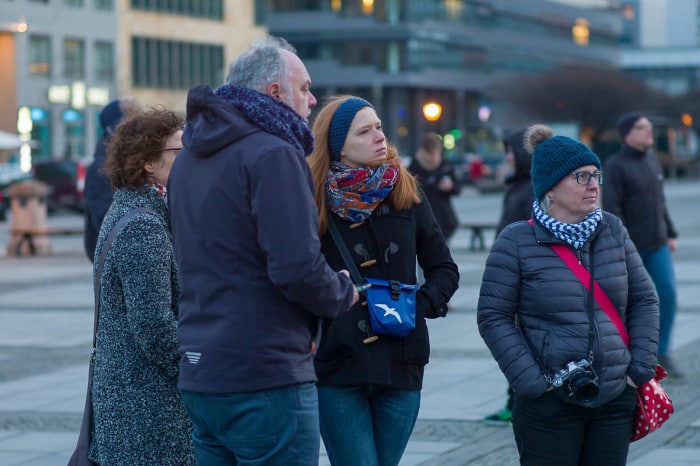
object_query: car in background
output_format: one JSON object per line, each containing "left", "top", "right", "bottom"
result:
{"left": 445, "top": 152, "right": 507, "bottom": 191}
{"left": 32, "top": 159, "right": 88, "bottom": 212}
{"left": 0, "top": 161, "right": 31, "bottom": 221}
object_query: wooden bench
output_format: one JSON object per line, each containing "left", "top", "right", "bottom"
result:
{"left": 459, "top": 222, "right": 497, "bottom": 252}
{"left": 10, "top": 227, "right": 84, "bottom": 256}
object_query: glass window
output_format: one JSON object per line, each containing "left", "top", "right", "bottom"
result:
{"left": 28, "top": 35, "right": 51, "bottom": 76}
{"left": 94, "top": 0, "right": 113, "bottom": 9}
{"left": 132, "top": 36, "right": 223, "bottom": 89}
{"left": 94, "top": 41, "right": 114, "bottom": 81}
{"left": 64, "top": 38, "right": 85, "bottom": 79}
{"left": 130, "top": 0, "right": 223, "bottom": 19}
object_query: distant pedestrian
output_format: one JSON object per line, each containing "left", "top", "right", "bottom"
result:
{"left": 90, "top": 106, "right": 194, "bottom": 465}
{"left": 307, "top": 96, "right": 459, "bottom": 466}
{"left": 168, "top": 36, "right": 358, "bottom": 465}
{"left": 408, "top": 132, "right": 461, "bottom": 241}
{"left": 478, "top": 124, "right": 659, "bottom": 466}
{"left": 483, "top": 128, "right": 534, "bottom": 425}
{"left": 83, "top": 97, "right": 140, "bottom": 262}
{"left": 603, "top": 111, "right": 682, "bottom": 378}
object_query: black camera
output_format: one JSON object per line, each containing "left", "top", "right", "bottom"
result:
{"left": 551, "top": 359, "right": 599, "bottom": 406}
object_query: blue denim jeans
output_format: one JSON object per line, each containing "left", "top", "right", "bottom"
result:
{"left": 181, "top": 383, "right": 319, "bottom": 466}
{"left": 638, "top": 245, "right": 677, "bottom": 356}
{"left": 317, "top": 385, "right": 420, "bottom": 466}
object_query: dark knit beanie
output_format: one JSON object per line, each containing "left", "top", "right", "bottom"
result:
{"left": 616, "top": 111, "right": 645, "bottom": 139}
{"left": 328, "top": 97, "right": 373, "bottom": 160}
{"left": 527, "top": 124, "right": 601, "bottom": 200}
{"left": 99, "top": 99, "right": 123, "bottom": 134}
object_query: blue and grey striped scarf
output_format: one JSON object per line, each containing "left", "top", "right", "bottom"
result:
{"left": 533, "top": 201, "right": 602, "bottom": 250}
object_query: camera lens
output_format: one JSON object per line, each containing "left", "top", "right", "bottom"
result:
{"left": 572, "top": 378, "right": 599, "bottom": 402}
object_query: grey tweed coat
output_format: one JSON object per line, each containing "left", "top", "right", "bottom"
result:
{"left": 89, "top": 187, "right": 194, "bottom": 465}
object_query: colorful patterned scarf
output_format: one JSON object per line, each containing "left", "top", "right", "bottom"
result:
{"left": 326, "top": 161, "right": 400, "bottom": 222}
{"left": 149, "top": 182, "right": 167, "bottom": 204}
{"left": 533, "top": 200, "right": 602, "bottom": 250}
{"left": 214, "top": 84, "right": 314, "bottom": 155}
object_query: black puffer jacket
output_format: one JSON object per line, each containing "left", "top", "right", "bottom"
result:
{"left": 315, "top": 195, "right": 459, "bottom": 390}
{"left": 477, "top": 212, "right": 658, "bottom": 405}
{"left": 603, "top": 144, "right": 678, "bottom": 250}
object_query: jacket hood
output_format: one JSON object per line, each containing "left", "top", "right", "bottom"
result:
{"left": 504, "top": 129, "right": 532, "bottom": 182}
{"left": 183, "top": 85, "right": 260, "bottom": 158}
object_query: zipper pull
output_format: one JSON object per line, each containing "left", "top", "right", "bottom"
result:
{"left": 577, "top": 250, "right": 582, "bottom": 265}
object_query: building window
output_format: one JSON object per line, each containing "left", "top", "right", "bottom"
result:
{"left": 94, "top": 41, "right": 114, "bottom": 81}
{"left": 64, "top": 38, "right": 85, "bottom": 79}
{"left": 94, "top": 0, "right": 113, "bottom": 9}
{"left": 28, "top": 35, "right": 51, "bottom": 76}
{"left": 132, "top": 37, "right": 224, "bottom": 89}
{"left": 63, "top": 109, "right": 85, "bottom": 159}
{"left": 130, "top": 0, "right": 223, "bottom": 20}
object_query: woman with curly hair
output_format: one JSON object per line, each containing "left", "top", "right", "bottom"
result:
{"left": 307, "top": 96, "right": 459, "bottom": 466}
{"left": 89, "top": 106, "right": 195, "bottom": 465}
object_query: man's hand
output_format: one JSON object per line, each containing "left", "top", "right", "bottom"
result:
{"left": 339, "top": 270, "right": 360, "bottom": 305}
{"left": 438, "top": 176, "right": 454, "bottom": 192}
{"left": 668, "top": 238, "right": 678, "bottom": 253}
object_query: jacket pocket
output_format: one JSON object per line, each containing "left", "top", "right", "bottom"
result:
{"left": 402, "top": 320, "right": 430, "bottom": 365}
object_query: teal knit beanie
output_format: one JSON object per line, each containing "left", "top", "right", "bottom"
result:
{"left": 328, "top": 97, "right": 373, "bottom": 160}
{"left": 527, "top": 124, "right": 601, "bottom": 200}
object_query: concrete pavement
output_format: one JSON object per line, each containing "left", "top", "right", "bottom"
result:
{"left": 0, "top": 181, "right": 699, "bottom": 465}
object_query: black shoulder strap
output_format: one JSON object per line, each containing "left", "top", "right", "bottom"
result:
{"left": 327, "top": 214, "right": 363, "bottom": 285}
{"left": 92, "top": 207, "right": 156, "bottom": 352}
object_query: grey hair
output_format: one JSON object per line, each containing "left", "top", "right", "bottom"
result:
{"left": 224, "top": 36, "right": 296, "bottom": 96}
{"left": 539, "top": 195, "right": 552, "bottom": 213}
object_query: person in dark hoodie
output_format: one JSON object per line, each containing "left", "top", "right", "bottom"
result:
{"left": 603, "top": 112, "right": 681, "bottom": 378}
{"left": 83, "top": 97, "right": 139, "bottom": 262}
{"left": 167, "top": 36, "right": 358, "bottom": 466}
{"left": 484, "top": 128, "right": 535, "bottom": 425}
{"left": 408, "top": 132, "right": 461, "bottom": 241}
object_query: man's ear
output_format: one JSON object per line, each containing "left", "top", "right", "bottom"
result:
{"left": 267, "top": 82, "right": 281, "bottom": 99}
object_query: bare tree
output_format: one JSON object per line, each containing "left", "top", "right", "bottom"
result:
{"left": 490, "top": 64, "right": 679, "bottom": 155}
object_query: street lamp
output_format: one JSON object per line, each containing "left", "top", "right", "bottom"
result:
{"left": 423, "top": 102, "right": 442, "bottom": 122}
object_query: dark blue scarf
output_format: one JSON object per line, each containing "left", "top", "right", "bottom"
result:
{"left": 214, "top": 84, "right": 314, "bottom": 155}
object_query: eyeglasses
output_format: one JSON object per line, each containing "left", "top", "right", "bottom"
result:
{"left": 163, "top": 147, "right": 182, "bottom": 152}
{"left": 571, "top": 171, "right": 604, "bottom": 185}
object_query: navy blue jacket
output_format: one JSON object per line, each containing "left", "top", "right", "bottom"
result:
{"left": 84, "top": 134, "right": 114, "bottom": 262}
{"left": 168, "top": 85, "right": 354, "bottom": 393}
{"left": 478, "top": 213, "right": 659, "bottom": 405}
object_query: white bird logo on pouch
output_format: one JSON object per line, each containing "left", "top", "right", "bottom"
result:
{"left": 376, "top": 304, "right": 402, "bottom": 323}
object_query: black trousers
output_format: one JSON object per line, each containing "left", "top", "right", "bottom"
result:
{"left": 512, "top": 385, "right": 637, "bottom": 466}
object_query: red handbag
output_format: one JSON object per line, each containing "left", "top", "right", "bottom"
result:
{"left": 549, "top": 242, "right": 674, "bottom": 442}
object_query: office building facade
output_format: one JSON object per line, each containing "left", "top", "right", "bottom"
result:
{"left": 260, "top": 0, "right": 623, "bottom": 155}
{"left": 1, "top": 0, "right": 263, "bottom": 167}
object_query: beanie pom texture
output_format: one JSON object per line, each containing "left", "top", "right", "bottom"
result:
{"left": 524, "top": 124, "right": 555, "bottom": 155}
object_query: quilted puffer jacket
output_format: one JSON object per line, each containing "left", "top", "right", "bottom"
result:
{"left": 477, "top": 212, "right": 659, "bottom": 405}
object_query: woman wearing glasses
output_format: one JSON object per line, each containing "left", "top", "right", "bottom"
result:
{"left": 477, "top": 124, "right": 659, "bottom": 465}
{"left": 89, "top": 107, "right": 195, "bottom": 465}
